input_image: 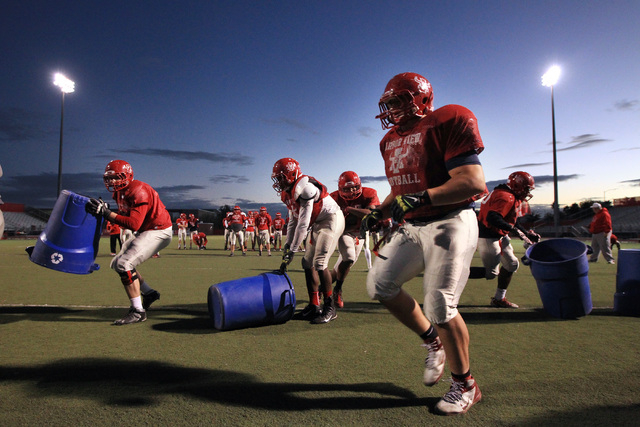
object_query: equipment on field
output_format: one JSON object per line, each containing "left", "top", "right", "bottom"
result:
{"left": 207, "top": 271, "right": 296, "bottom": 331}
{"left": 614, "top": 249, "right": 640, "bottom": 316}
{"left": 524, "top": 238, "right": 592, "bottom": 319}
{"left": 26, "top": 190, "right": 103, "bottom": 274}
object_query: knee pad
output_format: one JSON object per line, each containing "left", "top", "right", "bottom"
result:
{"left": 118, "top": 269, "right": 139, "bottom": 286}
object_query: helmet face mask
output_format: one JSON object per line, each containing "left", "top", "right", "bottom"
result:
{"left": 338, "top": 171, "right": 362, "bottom": 201}
{"left": 104, "top": 160, "right": 133, "bottom": 192}
{"left": 376, "top": 72, "right": 434, "bottom": 129}
{"left": 507, "top": 171, "right": 535, "bottom": 201}
{"left": 271, "top": 158, "right": 301, "bottom": 193}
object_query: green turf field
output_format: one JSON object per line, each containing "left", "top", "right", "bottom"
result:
{"left": 1, "top": 237, "right": 639, "bottom": 426}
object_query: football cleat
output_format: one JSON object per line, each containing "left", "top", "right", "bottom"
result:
{"left": 311, "top": 302, "right": 337, "bottom": 324}
{"left": 435, "top": 376, "right": 482, "bottom": 415}
{"left": 490, "top": 297, "right": 519, "bottom": 308}
{"left": 421, "top": 336, "right": 446, "bottom": 386}
{"left": 295, "top": 304, "right": 321, "bottom": 320}
{"left": 142, "top": 290, "right": 161, "bottom": 310}
{"left": 113, "top": 307, "right": 146, "bottom": 326}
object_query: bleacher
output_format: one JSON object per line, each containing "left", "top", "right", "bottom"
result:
{"left": 2, "top": 211, "right": 48, "bottom": 235}
{"left": 534, "top": 205, "right": 640, "bottom": 239}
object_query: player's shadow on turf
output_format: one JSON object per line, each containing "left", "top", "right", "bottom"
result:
{"left": 0, "top": 358, "right": 436, "bottom": 411}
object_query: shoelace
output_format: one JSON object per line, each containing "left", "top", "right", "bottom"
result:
{"left": 442, "top": 379, "right": 465, "bottom": 403}
{"left": 421, "top": 339, "right": 442, "bottom": 367}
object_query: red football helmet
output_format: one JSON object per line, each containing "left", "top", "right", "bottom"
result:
{"left": 272, "top": 158, "right": 301, "bottom": 193}
{"left": 338, "top": 171, "right": 362, "bottom": 201}
{"left": 376, "top": 72, "right": 434, "bottom": 129}
{"left": 180, "top": 213, "right": 186, "bottom": 219}
{"left": 507, "top": 171, "right": 535, "bottom": 201}
{"left": 276, "top": 212, "right": 281, "bottom": 218}
{"left": 104, "top": 160, "right": 133, "bottom": 192}
{"left": 233, "top": 206, "right": 241, "bottom": 212}
{"left": 259, "top": 206, "right": 267, "bottom": 215}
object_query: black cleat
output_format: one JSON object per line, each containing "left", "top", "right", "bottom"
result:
{"left": 142, "top": 290, "right": 161, "bottom": 310}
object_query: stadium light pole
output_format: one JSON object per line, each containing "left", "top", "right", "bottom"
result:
{"left": 542, "top": 65, "right": 561, "bottom": 237}
{"left": 53, "top": 73, "right": 75, "bottom": 198}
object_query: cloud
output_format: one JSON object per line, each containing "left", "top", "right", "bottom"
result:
{"left": 0, "top": 108, "right": 55, "bottom": 142}
{"left": 620, "top": 178, "right": 640, "bottom": 187}
{"left": 501, "top": 162, "right": 550, "bottom": 169}
{"left": 359, "top": 175, "right": 388, "bottom": 184}
{"left": 261, "top": 117, "right": 319, "bottom": 135}
{"left": 115, "top": 148, "right": 253, "bottom": 166}
{"left": 556, "top": 134, "right": 612, "bottom": 152}
{"left": 485, "top": 174, "right": 580, "bottom": 190}
{"left": 611, "top": 147, "right": 640, "bottom": 153}
{"left": 358, "top": 127, "right": 377, "bottom": 138}
{"left": 612, "top": 99, "right": 639, "bottom": 111}
{"left": 209, "top": 175, "right": 250, "bottom": 184}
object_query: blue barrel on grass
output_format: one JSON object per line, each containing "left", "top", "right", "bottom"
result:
{"left": 614, "top": 249, "right": 640, "bottom": 316}
{"left": 26, "top": 190, "right": 103, "bottom": 274}
{"left": 207, "top": 272, "right": 296, "bottom": 330}
{"left": 524, "top": 238, "right": 592, "bottom": 319}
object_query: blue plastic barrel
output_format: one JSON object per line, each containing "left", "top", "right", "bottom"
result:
{"left": 207, "top": 272, "right": 296, "bottom": 330}
{"left": 26, "top": 190, "right": 103, "bottom": 274}
{"left": 614, "top": 249, "right": 640, "bottom": 316}
{"left": 525, "top": 238, "right": 592, "bottom": 319}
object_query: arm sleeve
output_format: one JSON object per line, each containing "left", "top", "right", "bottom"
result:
{"left": 486, "top": 210, "right": 514, "bottom": 233}
{"left": 289, "top": 197, "right": 313, "bottom": 251}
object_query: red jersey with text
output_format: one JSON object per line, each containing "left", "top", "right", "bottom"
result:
{"left": 111, "top": 180, "right": 172, "bottom": 232}
{"left": 256, "top": 213, "right": 272, "bottom": 231}
{"left": 477, "top": 185, "right": 521, "bottom": 237}
{"left": 228, "top": 211, "right": 247, "bottom": 232}
{"left": 245, "top": 216, "right": 256, "bottom": 232}
{"left": 176, "top": 217, "right": 188, "bottom": 229}
{"left": 273, "top": 217, "right": 285, "bottom": 230}
{"left": 379, "top": 104, "right": 484, "bottom": 219}
{"left": 330, "top": 187, "right": 380, "bottom": 234}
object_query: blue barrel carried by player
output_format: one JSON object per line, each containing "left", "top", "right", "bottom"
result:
{"left": 614, "top": 249, "right": 640, "bottom": 316}
{"left": 524, "top": 238, "right": 592, "bottom": 319}
{"left": 26, "top": 190, "right": 103, "bottom": 274}
{"left": 207, "top": 271, "right": 296, "bottom": 331}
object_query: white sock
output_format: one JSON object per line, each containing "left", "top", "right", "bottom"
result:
{"left": 131, "top": 296, "right": 144, "bottom": 311}
{"left": 364, "top": 248, "right": 372, "bottom": 269}
{"left": 494, "top": 288, "right": 507, "bottom": 300}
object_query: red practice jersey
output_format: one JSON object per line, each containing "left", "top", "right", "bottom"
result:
{"left": 281, "top": 175, "right": 329, "bottom": 226}
{"left": 255, "top": 213, "right": 272, "bottom": 231}
{"left": 273, "top": 217, "right": 285, "bottom": 231}
{"left": 111, "top": 180, "right": 172, "bottom": 232}
{"left": 330, "top": 187, "right": 380, "bottom": 234}
{"left": 380, "top": 104, "right": 485, "bottom": 220}
{"left": 477, "top": 185, "right": 521, "bottom": 236}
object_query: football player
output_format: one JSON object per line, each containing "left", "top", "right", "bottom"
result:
{"left": 187, "top": 213, "right": 199, "bottom": 249}
{"left": 176, "top": 213, "right": 188, "bottom": 249}
{"left": 85, "top": 160, "right": 172, "bottom": 325}
{"left": 223, "top": 210, "right": 232, "bottom": 250}
{"left": 193, "top": 231, "right": 208, "bottom": 250}
{"left": 255, "top": 206, "right": 273, "bottom": 256}
{"left": 227, "top": 206, "right": 247, "bottom": 256}
{"left": 362, "top": 72, "right": 486, "bottom": 415}
{"left": 272, "top": 212, "right": 285, "bottom": 251}
{"left": 244, "top": 211, "right": 256, "bottom": 251}
{"left": 329, "top": 171, "right": 380, "bottom": 308}
{"left": 272, "top": 157, "right": 345, "bottom": 324}
{"left": 470, "top": 171, "right": 540, "bottom": 308}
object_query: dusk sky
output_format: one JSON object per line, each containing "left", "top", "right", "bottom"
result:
{"left": 1, "top": 1, "right": 639, "bottom": 215}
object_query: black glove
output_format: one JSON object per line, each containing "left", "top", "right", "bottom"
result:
{"left": 526, "top": 230, "right": 541, "bottom": 243}
{"left": 390, "top": 192, "right": 431, "bottom": 223}
{"left": 361, "top": 209, "right": 383, "bottom": 233}
{"left": 282, "top": 244, "right": 294, "bottom": 264}
{"left": 85, "top": 198, "right": 112, "bottom": 218}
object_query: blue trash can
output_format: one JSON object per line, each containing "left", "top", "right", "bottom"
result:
{"left": 525, "top": 238, "right": 592, "bottom": 319}
{"left": 614, "top": 249, "right": 640, "bottom": 316}
{"left": 207, "top": 271, "right": 296, "bottom": 330}
{"left": 26, "top": 190, "right": 103, "bottom": 274}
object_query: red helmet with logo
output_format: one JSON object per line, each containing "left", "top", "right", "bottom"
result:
{"left": 276, "top": 212, "right": 281, "bottom": 218}
{"left": 233, "top": 206, "right": 241, "bottom": 212}
{"left": 260, "top": 206, "right": 267, "bottom": 215}
{"left": 376, "top": 72, "right": 434, "bottom": 129}
{"left": 507, "top": 171, "right": 535, "bottom": 201}
{"left": 272, "top": 158, "right": 301, "bottom": 193}
{"left": 338, "top": 171, "right": 362, "bottom": 201}
{"left": 104, "top": 160, "right": 133, "bottom": 192}
{"left": 180, "top": 213, "right": 186, "bottom": 219}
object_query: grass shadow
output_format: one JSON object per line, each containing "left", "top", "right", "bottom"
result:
{"left": 0, "top": 358, "right": 427, "bottom": 411}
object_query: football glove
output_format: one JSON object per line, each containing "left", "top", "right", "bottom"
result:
{"left": 85, "top": 198, "right": 112, "bottom": 218}
{"left": 514, "top": 228, "right": 533, "bottom": 248}
{"left": 390, "top": 192, "right": 431, "bottom": 223}
{"left": 525, "top": 230, "right": 541, "bottom": 243}
{"left": 361, "top": 209, "right": 383, "bottom": 233}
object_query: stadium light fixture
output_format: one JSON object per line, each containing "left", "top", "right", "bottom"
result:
{"left": 53, "top": 73, "right": 75, "bottom": 198}
{"left": 542, "top": 65, "right": 561, "bottom": 237}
